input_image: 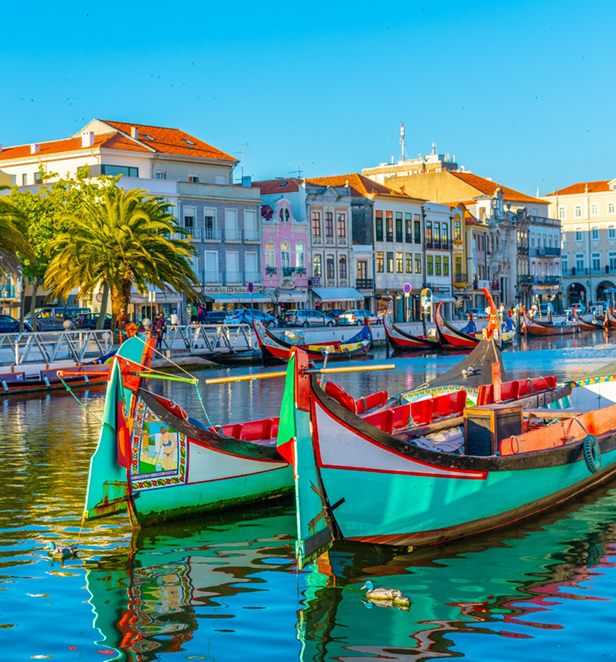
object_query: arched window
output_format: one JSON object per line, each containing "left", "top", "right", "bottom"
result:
{"left": 313, "top": 254, "right": 322, "bottom": 277}
{"left": 326, "top": 254, "right": 335, "bottom": 280}
{"left": 339, "top": 255, "right": 347, "bottom": 279}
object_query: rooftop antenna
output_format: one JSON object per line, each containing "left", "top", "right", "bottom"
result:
{"left": 400, "top": 122, "right": 408, "bottom": 161}
{"left": 235, "top": 143, "right": 250, "bottom": 179}
{"left": 288, "top": 161, "right": 306, "bottom": 178}
{"left": 431, "top": 141, "right": 437, "bottom": 156}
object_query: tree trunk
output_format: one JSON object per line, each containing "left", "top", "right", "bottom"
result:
{"left": 18, "top": 275, "right": 27, "bottom": 332}
{"left": 96, "top": 282, "right": 110, "bottom": 330}
{"left": 29, "top": 275, "right": 41, "bottom": 333}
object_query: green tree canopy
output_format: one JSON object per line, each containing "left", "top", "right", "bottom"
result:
{"left": 44, "top": 185, "right": 198, "bottom": 327}
{"left": 0, "top": 194, "right": 32, "bottom": 277}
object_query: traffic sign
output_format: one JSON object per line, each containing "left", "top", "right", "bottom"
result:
{"left": 247, "top": 282, "right": 254, "bottom": 293}
{"left": 403, "top": 283, "right": 411, "bottom": 294}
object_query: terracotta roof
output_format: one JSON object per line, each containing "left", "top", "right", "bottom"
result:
{"left": 99, "top": 120, "right": 237, "bottom": 161}
{"left": 307, "top": 173, "right": 418, "bottom": 199}
{"left": 0, "top": 120, "right": 236, "bottom": 163}
{"left": 543, "top": 180, "right": 611, "bottom": 197}
{"left": 0, "top": 133, "right": 114, "bottom": 161}
{"left": 252, "top": 178, "right": 303, "bottom": 194}
{"left": 449, "top": 171, "right": 544, "bottom": 204}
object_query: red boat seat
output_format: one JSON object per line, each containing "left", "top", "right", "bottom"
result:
{"left": 500, "top": 380, "right": 519, "bottom": 402}
{"left": 219, "top": 423, "right": 242, "bottom": 438}
{"left": 355, "top": 390, "right": 388, "bottom": 414}
{"left": 270, "top": 419, "right": 279, "bottom": 438}
{"left": 517, "top": 379, "right": 533, "bottom": 397}
{"left": 239, "top": 418, "right": 274, "bottom": 441}
{"left": 432, "top": 390, "right": 467, "bottom": 419}
{"left": 324, "top": 381, "right": 356, "bottom": 414}
{"left": 477, "top": 384, "right": 494, "bottom": 406}
{"left": 410, "top": 399, "right": 434, "bottom": 426}
{"left": 532, "top": 376, "right": 557, "bottom": 392}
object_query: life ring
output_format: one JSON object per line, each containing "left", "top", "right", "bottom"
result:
{"left": 583, "top": 435, "right": 601, "bottom": 474}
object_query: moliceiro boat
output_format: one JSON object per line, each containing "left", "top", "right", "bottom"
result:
{"left": 281, "top": 346, "right": 616, "bottom": 566}
{"left": 253, "top": 319, "right": 372, "bottom": 363}
{"left": 383, "top": 314, "right": 441, "bottom": 352}
{"left": 522, "top": 313, "right": 578, "bottom": 336}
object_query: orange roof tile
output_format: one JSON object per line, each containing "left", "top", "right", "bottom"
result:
{"left": 252, "top": 178, "right": 304, "bottom": 194}
{"left": 100, "top": 120, "right": 237, "bottom": 162}
{"left": 307, "top": 173, "right": 422, "bottom": 200}
{"left": 543, "top": 180, "right": 611, "bottom": 196}
{"left": 450, "top": 171, "right": 544, "bottom": 204}
{"left": 0, "top": 133, "right": 114, "bottom": 161}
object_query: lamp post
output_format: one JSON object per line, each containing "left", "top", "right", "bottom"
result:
{"left": 274, "top": 288, "right": 281, "bottom": 323}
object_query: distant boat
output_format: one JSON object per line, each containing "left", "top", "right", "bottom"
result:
{"left": 253, "top": 319, "right": 372, "bottom": 363}
{"left": 383, "top": 314, "right": 440, "bottom": 352}
{"left": 522, "top": 313, "right": 578, "bottom": 336}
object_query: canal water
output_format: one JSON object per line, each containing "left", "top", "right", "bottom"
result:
{"left": 3, "top": 333, "right": 616, "bottom": 661}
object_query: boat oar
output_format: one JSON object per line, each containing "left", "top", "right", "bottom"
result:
{"left": 205, "top": 364, "right": 395, "bottom": 385}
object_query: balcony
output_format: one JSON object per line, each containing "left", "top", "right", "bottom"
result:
{"left": 282, "top": 267, "right": 296, "bottom": 277}
{"left": 517, "top": 275, "right": 533, "bottom": 285}
{"left": 188, "top": 227, "right": 222, "bottom": 242}
{"left": 244, "top": 230, "right": 260, "bottom": 243}
{"left": 244, "top": 271, "right": 262, "bottom": 284}
{"left": 225, "top": 271, "right": 243, "bottom": 285}
{"left": 532, "top": 275, "right": 561, "bottom": 285}
{"left": 536, "top": 246, "right": 561, "bottom": 257}
{"left": 453, "top": 272, "right": 468, "bottom": 287}
{"left": 356, "top": 278, "right": 374, "bottom": 290}
{"left": 223, "top": 229, "right": 242, "bottom": 243}
{"left": 202, "top": 271, "right": 222, "bottom": 285}
{"left": 425, "top": 240, "right": 452, "bottom": 251}
{"left": 265, "top": 266, "right": 277, "bottom": 276}
{"left": 312, "top": 235, "right": 322, "bottom": 245}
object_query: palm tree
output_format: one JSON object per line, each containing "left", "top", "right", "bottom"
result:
{"left": 44, "top": 186, "right": 198, "bottom": 329}
{"left": 0, "top": 193, "right": 32, "bottom": 277}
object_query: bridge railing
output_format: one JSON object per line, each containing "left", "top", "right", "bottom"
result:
{"left": 159, "top": 324, "right": 256, "bottom": 353}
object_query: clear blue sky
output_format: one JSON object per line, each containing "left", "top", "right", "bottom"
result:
{"left": 2, "top": 1, "right": 614, "bottom": 196}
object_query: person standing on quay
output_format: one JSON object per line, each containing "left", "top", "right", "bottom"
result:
{"left": 116, "top": 307, "right": 129, "bottom": 330}
{"left": 153, "top": 311, "right": 167, "bottom": 349}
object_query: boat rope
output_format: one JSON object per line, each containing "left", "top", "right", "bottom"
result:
{"left": 132, "top": 334, "right": 200, "bottom": 382}
{"left": 194, "top": 382, "right": 215, "bottom": 428}
{"left": 59, "top": 377, "right": 102, "bottom": 424}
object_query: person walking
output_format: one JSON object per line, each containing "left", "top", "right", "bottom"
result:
{"left": 153, "top": 312, "right": 167, "bottom": 349}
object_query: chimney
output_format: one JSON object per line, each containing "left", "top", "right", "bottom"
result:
{"left": 241, "top": 175, "right": 252, "bottom": 187}
{"left": 0, "top": 144, "right": 3, "bottom": 153}
{"left": 30, "top": 143, "right": 40, "bottom": 154}
{"left": 130, "top": 126, "right": 139, "bottom": 140}
{"left": 81, "top": 131, "right": 95, "bottom": 148}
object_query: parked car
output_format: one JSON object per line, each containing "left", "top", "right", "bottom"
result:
{"left": 202, "top": 311, "right": 228, "bottom": 324}
{"left": 323, "top": 308, "right": 347, "bottom": 325}
{"left": 74, "top": 313, "right": 113, "bottom": 329}
{"left": 284, "top": 309, "right": 334, "bottom": 328}
{"left": 225, "top": 308, "right": 277, "bottom": 328}
{"left": 337, "top": 309, "right": 381, "bottom": 326}
{"left": 0, "top": 314, "right": 32, "bottom": 333}
{"left": 466, "top": 307, "right": 489, "bottom": 319}
{"left": 34, "top": 306, "right": 91, "bottom": 331}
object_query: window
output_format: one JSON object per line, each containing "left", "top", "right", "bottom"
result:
{"left": 558, "top": 206, "right": 566, "bottom": 220}
{"left": 279, "top": 207, "right": 290, "bottom": 223}
{"left": 245, "top": 252, "right": 258, "bottom": 280}
{"left": 244, "top": 209, "right": 258, "bottom": 241}
{"left": 99, "top": 164, "right": 139, "bottom": 177}
{"left": 609, "top": 252, "right": 616, "bottom": 271}
{"left": 312, "top": 211, "right": 321, "bottom": 237}
{"left": 339, "top": 255, "right": 347, "bottom": 280}
{"left": 415, "top": 255, "right": 422, "bottom": 274}
{"left": 574, "top": 205, "right": 582, "bottom": 218}
{"left": 155, "top": 171, "right": 167, "bottom": 180}
{"left": 591, "top": 227, "right": 599, "bottom": 241}
{"left": 375, "top": 210, "right": 384, "bottom": 242}
{"left": 396, "top": 252, "right": 403, "bottom": 273}
{"left": 21, "top": 173, "right": 27, "bottom": 185}
{"left": 443, "top": 256, "right": 450, "bottom": 277}
{"left": 575, "top": 253, "right": 585, "bottom": 272}
{"left": 204, "top": 209, "right": 216, "bottom": 239}
{"left": 455, "top": 256, "right": 462, "bottom": 277}
{"left": 454, "top": 220, "right": 462, "bottom": 241}
{"left": 610, "top": 226, "right": 616, "bottom": 240}
{"left": 435, "top": 256, "right": 441, "bottom": 276}
{"left": 575, "top": 227, "right": 583, "bottom": 242}
{"left": 442, "top": 224, "right": 449, "bottom": 248}
{"left": 405, "top": 213, "right": 413, "bottom": 243}
{"left": 265, "top": 241, "right": 275, "bottom": 268}
{"left": 386, "top": 251, "right": 394, "bottom": 273}
{"left": 531, "top": 233, "right": 535, "bottom": 248}
{"left": 226, "top": 252, "right": 240, "bottom": 282}
{"left": 313, "top": 254, "right": 322, "bottom": 277}
{"left": 414, "top": 218, "right": 421, "bottom": 243}
{"left": 337, "top": 212, "right": 346, "bottom": 238}
{"left": 386, "top": 212, "right": 394, "bottom": 242}
{"left": 376, "top": 251, "right": 384, "bottom": 273}
{"left": 224, "top": 209, "right": 239, "bottom": 242}
{"left": 591, "top": 203, "right": 599, "bottom": 216}
{"left": 395, "top": 212, "right": 403, "bottom": 243}
{"left": 609, "top": 203, "right": 616, "bottom": 215}
{"left": 281, "top": 242, "right": 291, "bottom": 269}
{"left": 356, "top": 260, "right": 368, "bottom": 280}
{"left": 188, "top": 173, "right": 199, "bottom": 183}
{"left": 183, "top": 207, "right": 195, "bottom": 234}
{"left": 295, "top": 241, "right": 305, "bottom": 269}
{"left": 427, "top": 255, "right": 433, "bottom": 276}
{"left": 325, "top": 212, "right": 334, "bottom": 237}
{"left": 592, "top": 253, "right": 601, "bottom": 272}
{"left": 561, "top": 255, "right": 568, "bottom": 274}
{"left": 326, "top": 254, "right": 335, "bottom": 280}
{"left": 34, "top": 172, "right": 42, "bottom": 184}
{"left": 426, "top": 221, "right": 432, "bottom": 245}
{"left": 204, "top": 251, "right": 218, "bottom": 282}
{"left": 405, "top": 252, "right": 413, "bottom": 273}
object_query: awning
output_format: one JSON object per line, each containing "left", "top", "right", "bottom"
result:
{"left": 203, "top": 293, "right": 271, "bottom": 304}
{"left": 276, "top": 291, "right": 309, "bottom": 303}
{"left": 312, "top": 287, "right": 364, "bottom": 303}
{"left": 432, "top": 296, "right": 456, "bottom": 304}
{"left": 130, "top": 289, "right": 183, "bottom": 304}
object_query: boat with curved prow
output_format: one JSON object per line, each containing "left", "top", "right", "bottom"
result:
{"left": 282, "top": 345, "right": 616, "bottom": 566}
{"left": 574, "top": 309, "right": 604, "bottom": 331}
{"left": 253, "top": 319, "right": 372, "bottom": 363}
{"left": 522, "top": 313, "right": 579, "bottom": 336}
{"left": 383, "top": 314, "right": 440, "bottom": 352}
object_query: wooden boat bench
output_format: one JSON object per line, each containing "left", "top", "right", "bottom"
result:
{"left": 1, "top": 371, "right": 26, "bottom": 391}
